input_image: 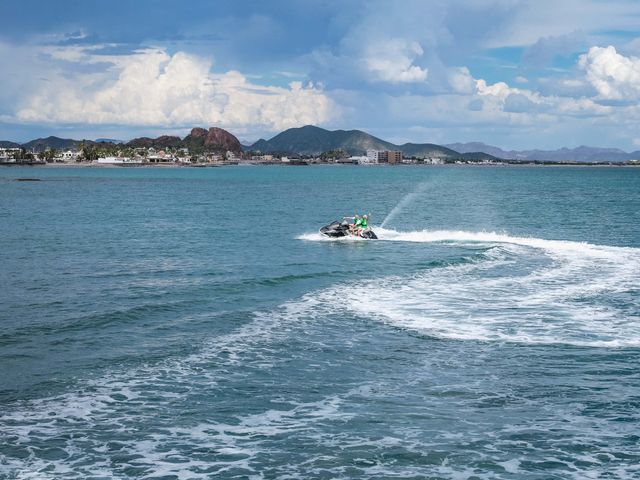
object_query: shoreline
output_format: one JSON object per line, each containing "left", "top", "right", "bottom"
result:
{"left": 1, "top": 162, "right": 638, "bottom": 168}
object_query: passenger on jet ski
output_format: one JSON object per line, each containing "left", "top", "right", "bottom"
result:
{"left": 356, "top": 214, "right": 369, "bottom": 237}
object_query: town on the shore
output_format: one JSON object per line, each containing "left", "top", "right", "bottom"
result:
{"left": 0, "top": 145, "right": 456, "bottom": 166}
{"left": 4, "top": 145, "right": 639, "bottom": 167}
{"left": 3, "top": 125, "right": 640, "bottom": 166}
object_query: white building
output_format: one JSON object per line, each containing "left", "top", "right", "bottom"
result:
{"left": 351, "top": 155, "right": 370, "bottom": 164}
{"left": 96, "top": 156, "right": 141, "bottom": 164}
{"left": 61, "top": 150, "right": 79, "bottom": 162}
{"left": 366, "top": 149, "right": 380, "bottom": 163}
{"left": 0, "top": 147, "right": 21, "bottom": 162}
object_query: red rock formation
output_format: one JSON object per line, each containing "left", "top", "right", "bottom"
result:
{"left": 184, "top": 127, "right": 241, "bottom": 152}
{"left": 205, "top": 128, "right": 241, "bottom": 152}
{"left": 127, "top": 127, "right": 242, "bottom": 152}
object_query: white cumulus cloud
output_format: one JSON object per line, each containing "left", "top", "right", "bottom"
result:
{"left": 578, "top": 45, "right": 640, "bottom": 100}
{"left": 475, "top": 78, "right": 609, "bottom": 118}
{"left": 15, "top": 47, "right": 335, "bottom": 131}
{"left": 364, "top": 39, "right": 428, "bottom": 83}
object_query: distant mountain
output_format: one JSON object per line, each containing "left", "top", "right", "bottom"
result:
{"left": 445, "top": 142, "right": 639, "bottom": 163}
{"left": 21, "top": 136, "right": 81, "bottom": 152}
{"left": 95, "top": 138, "right": 123, "bottom": 144}
{"left": 445, "top": 142, "right": 518, "bottom": 159}
{"left": 519, "top": 146, "right": 637, "bottom": 163}
{"left": 249, "top": 125, "right": 457, "bottom": 158}
{"left": 127, "top": 135, "right": 183, "bottom": 149}
{"left": 0, "top": 140, "right": 21, "bottom": 148}
{"left": 398, "top": 142, "right": 459, "bottom": 158}
{"left": 250, "top": 125, "right": 393, "bottom": 155}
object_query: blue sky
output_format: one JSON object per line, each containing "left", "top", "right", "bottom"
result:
{"left": 2, "top": 0, "right": 640, "bottom": 149}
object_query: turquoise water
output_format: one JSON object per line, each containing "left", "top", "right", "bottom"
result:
{"left": 1, "top": 165, "right": 639, "bottom": 479}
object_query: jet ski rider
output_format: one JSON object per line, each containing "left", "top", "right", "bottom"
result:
{"left": 349, "top": 214, "right": 361, "bottom": 234}
{"left": 357, "top": 214, "right": 369, "bottom": 236}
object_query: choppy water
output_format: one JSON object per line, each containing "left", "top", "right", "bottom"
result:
{"left": 1, "top": 165, "right": 639, "bottom": 479}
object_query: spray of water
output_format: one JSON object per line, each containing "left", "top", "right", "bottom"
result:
{"left": 381, "top": 181, "right": 431, "bottom": 228}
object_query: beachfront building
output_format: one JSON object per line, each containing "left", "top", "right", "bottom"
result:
{"left": 366, "top": 149, "right": 383, "bottom": 163}
{"left": 424, "top": 157, "right": 445, "bottom": 165}
{"left": 366, "top": 149, "right": 403, "bottom": 164}
{"left": 60, "top": 150, "right": 80, "bottom": 162}
{"left": 0, "top": 147, "right": 22, "bottom": 161}
{"left": 351, "top": 155, "right": 369, "bottom": 164}
{"left": 387, "top": 150, "right": 402, "bottom": 164}
{"left": 96, "top": 156, "right": 142, "bottom": 165}
{"left": 147, "top": 150, "right": 175, "bottom": 163}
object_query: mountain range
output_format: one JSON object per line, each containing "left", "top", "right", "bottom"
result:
{"left": 444, "top": 142, "right": 640, "bottom": 163}
{"left": 248, "top": 126, "right": 639, "bottom": 162}
{"left": 3, "top": 125, "right": 640, "bottom": 162}
{"left": 249, "top": 125, "right": 461, "bottom": 158}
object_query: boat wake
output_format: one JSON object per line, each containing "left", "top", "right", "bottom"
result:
{"left": 300, "top": 227, "right": 640, "bottom": 347}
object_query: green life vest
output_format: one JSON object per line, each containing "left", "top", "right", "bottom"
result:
{"left": 360, "top": 218, "right": 368, "bottom": 228}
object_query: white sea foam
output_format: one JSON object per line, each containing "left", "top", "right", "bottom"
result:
{"left": 300, "top": 227, "right": 640, "bottom": 347}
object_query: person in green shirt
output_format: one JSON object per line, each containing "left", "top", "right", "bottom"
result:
{"left": 352, "top": 214, "right": 369, "bottom": 236}
{"left": 358, "top": 214, "right": 369, "bottom": 236}
{"left": 350, "top": 214, "right": 361, "bottom": 234}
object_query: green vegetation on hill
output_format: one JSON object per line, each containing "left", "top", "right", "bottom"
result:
{"left": 249, "top": 125, "right": 460, "bottom": 158}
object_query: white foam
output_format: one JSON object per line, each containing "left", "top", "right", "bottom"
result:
{"left": 309, "top": 228, "right": 640, "bottom": 347}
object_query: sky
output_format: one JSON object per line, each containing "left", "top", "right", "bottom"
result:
{"left": 2, "top": 0, "right": 640, "bottom": 150}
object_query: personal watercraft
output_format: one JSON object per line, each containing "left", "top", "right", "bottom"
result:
{"left": 319, "top": 218, "right": 378, "bottom": 239}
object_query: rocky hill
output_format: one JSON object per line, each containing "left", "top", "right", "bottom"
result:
{"left": 127, "top": 127, "right": 241, "bottom": 152}
{"left": 185, "top": 127, "right": 242, "bottom": 152}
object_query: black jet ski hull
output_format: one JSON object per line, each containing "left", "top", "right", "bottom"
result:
{"left": 319, "top": 220, "right": 377, "bottom": 239}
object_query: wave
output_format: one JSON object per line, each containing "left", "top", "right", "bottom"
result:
{"left": 300, "top": 228, "right": 640, "bottom": 348}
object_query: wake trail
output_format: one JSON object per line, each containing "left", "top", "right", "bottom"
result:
{"left": 299, "top": 227, "right": 640, "bottom": 347}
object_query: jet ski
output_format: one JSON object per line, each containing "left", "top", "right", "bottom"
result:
{"left": 319, "top": 218, "right": 378, "bottom": 239}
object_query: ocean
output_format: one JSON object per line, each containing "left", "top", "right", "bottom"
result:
{"left": 1, "top": 165, "right": 639, "bottom": 479}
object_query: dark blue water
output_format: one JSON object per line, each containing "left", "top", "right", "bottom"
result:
{"left": 1, "top": 165, "right": 639, "bottom": 479}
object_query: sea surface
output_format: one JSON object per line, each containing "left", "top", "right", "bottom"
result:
{"left": 1, "top": 165, "right": 639, "bottom": 479}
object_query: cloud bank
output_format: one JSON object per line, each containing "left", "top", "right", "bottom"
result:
{"left": 14, "top": 47, "right": 335, "bottom": 131}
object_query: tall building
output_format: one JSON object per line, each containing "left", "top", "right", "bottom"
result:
{"left": 366, "top": 149, "right": 384, "bottom": 163}
{"left": 387, "top": 151, "right": 402, "bottom": 164}
{"left": 366, "top": 149, "right": 402, "bottom": 164}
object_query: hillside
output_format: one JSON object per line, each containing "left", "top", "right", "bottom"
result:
{"left": 21, "top": 136, "right": 81, "bottom": 152}
{"left": 249, "top": 125, "right": 457, "bottom": 157}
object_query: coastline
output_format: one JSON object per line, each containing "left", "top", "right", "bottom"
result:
{"left": 1, "top": 162, "right": 638, "bottom": 168}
